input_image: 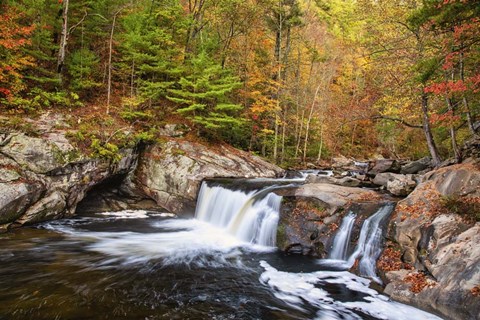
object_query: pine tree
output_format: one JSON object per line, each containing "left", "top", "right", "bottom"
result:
{"left": 118, "top": 1, "right": 186, "bottom": 107}
{"left": 167, "top": 51, "right": 244, "bottom": 137}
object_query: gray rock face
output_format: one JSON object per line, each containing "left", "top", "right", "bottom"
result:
{"left": 373, "top": 172, "right": 417, "bottom": 196}
{"left": 400, "top": 157, "right": 432, "bottom": 174}
{"left": 385, "top": 164, "right": 480, "bottom": 320}
{"left": 306, "top": 175, "right": 362, "bottom": 188}
{"left": 368, "top": 159, "right": 401, "bottom": 175}
{"left": 1, "top": 133, "right": 81, "bottom": 174}
{"left": 0, "top": 132, "right": 138, "bottom": 229}
{"left": 275, "top": 183, "right": 385, "bottom": 257}
{"left": 129, "top": 139, "right": 283, "bottom": 214}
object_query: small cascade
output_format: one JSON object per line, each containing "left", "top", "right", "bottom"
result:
{"left": 194, "top": 182, "right": 283, "bottom": 247}
{"left": 324, "top": 203, "right": 395, "bottom": 282}
{"left": 328, "top": 212, "right": 356, "bottom": 260}
{"left": 350, "top": 204, "right": 395, "bottom": 281}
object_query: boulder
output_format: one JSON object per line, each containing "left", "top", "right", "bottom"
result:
{"left": 368, "top": 159, "right": 401, "bottom": 175}
{"left": 331, "top": 156, "right": 355, "bottom": 169}
{"left": 373, "top": 172, "right": 417, "bottom": 196}
{"left": 384, "top": 163, "right": 480, "bottom": 319}
{"left": 1, "top": 133, "right": 81, "bottom": 174}
{"left": 129, "top": 139, "right": 283, "bottom": 214}
{"left": 400, "top": 157, "right": 432, "bottom": 174}
{"left": 386, "top": 177, "right": 417, "bottom": 196}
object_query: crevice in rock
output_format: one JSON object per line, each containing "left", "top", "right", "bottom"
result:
{"left": 75, "top": 173, "right": 160, "bottom": 215}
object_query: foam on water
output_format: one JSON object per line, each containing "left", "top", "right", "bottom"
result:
{"left": 41, "top": 215, "right": 274, "bottom": 267}
{"left": 260, "top": 261, "right": 442, "bottom": 320}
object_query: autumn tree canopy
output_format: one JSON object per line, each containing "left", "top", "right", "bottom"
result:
{"left": 0, "top": 0, "right": 478, "bottom": 166}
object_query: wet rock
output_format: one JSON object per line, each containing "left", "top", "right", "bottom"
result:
{"left": 276, "top": 184, "right": 385, "bottom": 257}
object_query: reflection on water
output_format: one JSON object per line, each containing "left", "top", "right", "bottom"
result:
{"left": 0, "top": 211, "right": 441, "bottom": 320}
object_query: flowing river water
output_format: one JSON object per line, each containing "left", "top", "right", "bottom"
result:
{"left": 0, "top": 180, "right": 442, "bottom": 320}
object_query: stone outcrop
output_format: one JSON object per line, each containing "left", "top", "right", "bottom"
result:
{"left": 126, "top": 139, "right": 283, "bottom": 214}
{"left": 0, "top": 132, "right": 138, "bottom": 230}
{"left": 384, "top": 163, "right": 480, "bottom": 320}
{"left": 368, "top": 159, "right": 401, "bottom": 175}
{"left": 275, "top": 183, "right": 387, "bottom": 256}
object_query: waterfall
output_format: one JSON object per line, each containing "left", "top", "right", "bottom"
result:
{"left": 194, "top": 182, "right": 283, "bottom": 247}
{"left": 328, "top": 212, "right": 356, "bottom": 260}
{"left": 349, "top": 204, "right": 395, "bottom": 281}
{"left": 323, "top": 203, "right": 395, "bottom": 283}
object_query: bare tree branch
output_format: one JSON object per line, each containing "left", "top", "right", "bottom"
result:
{"left": 371, "top": 115, "right": 423, "bottom": 128}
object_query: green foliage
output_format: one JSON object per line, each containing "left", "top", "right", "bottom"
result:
{"left": 117, "top": 2, "right": 186, "bottom": 106}
{"left": 68, "top": 49, "right": 102, "bottom": 93}
{"left": 90, "top": 138, "right": 121, "bottom": 162}
{"left": 167, "top": 51, "right": 245, "bottom": 137}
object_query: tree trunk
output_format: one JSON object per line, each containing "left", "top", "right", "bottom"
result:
{"left": 273, "top": 6, "right": 283, "bottom": 164}
{"left": 421, "top": 92, "right": 442, "bottom": 166}
{"left": 57, "top": 0, "right": 69, "bottom": 80}
{"left": 303, "top": 84, "right": 321, "bottom": 163}
{"left": 446, "top": 96, "right": 462, "bottom": 162}
{"left": 317, "top": 118, "right": 324, "bottom": 162}
{"left": 107, "top": 9, "right": 123, "bottom": 114}
{"left": 460, "top": 51, "right": 477, "bottom": 135}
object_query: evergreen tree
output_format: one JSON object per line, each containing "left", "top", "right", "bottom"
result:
{"left": 167, "top": 51, "right": 244, "bottom": 137}
{"left": 118, "top": 1, "right": 186, "bottom": 108}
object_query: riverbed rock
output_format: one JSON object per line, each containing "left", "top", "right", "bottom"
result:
{"left": 400, "top": 157, "right": 432, "bottom": 174}
{"left": 128, "top": 139, "right": 284, "bottom": 214}
{"left": 384, "top": 163, "right": 480, "bottom": 320}
{"left": 305, "top": 175, "right": 362, "bottom": 187}
{"left": 368, "top": 159, "right": 401, "bottom": 175}
{"left": 373, "top": 172, "right": 417, "bottom": 196}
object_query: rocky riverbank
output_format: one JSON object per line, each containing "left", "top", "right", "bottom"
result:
{"left": 0, "top": 123, "right": 283, "bottom": 230}
{"left": 1, "top": 119, "right": 479, "bottom": 320}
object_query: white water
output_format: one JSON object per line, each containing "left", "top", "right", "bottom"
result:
{"left": 328, "top": 212, "right": 356, "bottom": 260}
{"left": 320, "top": 204, "right": 395, "bottom": 283}
{"left": 260, "top": 261, "right": 442, "bottom": 320}
{"left": 36, "top": 183, "right": 442, "bottom": 319}
{"left": 195, "top": 182, "right": 282, "bottom": 247}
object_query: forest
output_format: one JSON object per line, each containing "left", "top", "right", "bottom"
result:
{"left": 0, "top": 0, "right": 479, "bottom": 166}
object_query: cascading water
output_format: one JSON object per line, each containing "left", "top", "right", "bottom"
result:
{"left": 194, "top": 182, "right": 283, "bottom": 247}
{"left": 321, "top": 203, "right": 395, "bottom": 283}
{"left": 1, "top": 177, "right": 442, "bottom": 320}
{"left": 346, "top": 203, "right": 395, "bottom": 281}
{"left": 328, "top": 212, "right": 357, "bottom": 260}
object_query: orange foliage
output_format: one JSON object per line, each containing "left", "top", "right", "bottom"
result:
{"left": 0, "top": 5, "right": 35, "bottom": 100}
{"left": 404, "top": 272, "right": 437, "bottom": 293}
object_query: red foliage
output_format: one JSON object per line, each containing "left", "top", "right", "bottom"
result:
{"left": 424, "top": 79, "right": 468, "bottom": 94}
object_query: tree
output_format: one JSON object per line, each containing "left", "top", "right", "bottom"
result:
{"left": 0, "top": 4, "right": 34, "bottom": 108}
{"left": 167, "top": 51, "right": 244, "bottom": 138}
